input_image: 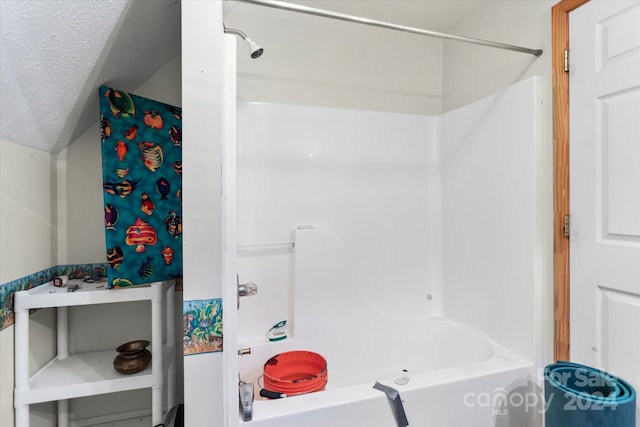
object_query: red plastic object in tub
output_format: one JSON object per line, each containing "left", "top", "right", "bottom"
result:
{"left": 263, "top": 350, "right": 328, "bottom": 395}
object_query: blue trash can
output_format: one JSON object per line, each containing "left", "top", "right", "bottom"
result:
{"left": 544, "top": 361, "right": 636, "bottom": 427}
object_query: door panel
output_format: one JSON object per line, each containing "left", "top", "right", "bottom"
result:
{"left": 569, "top": 1, "right": 640, "bottom": 419}
{"left": 600, "top": 88, "right": 640, "bottom": 238}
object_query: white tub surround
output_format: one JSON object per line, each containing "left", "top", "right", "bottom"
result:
{"left": 229, "top": 77, "right": 543, "bottom": 427}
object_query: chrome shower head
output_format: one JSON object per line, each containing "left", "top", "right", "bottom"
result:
{"left": 224, "top": 26, "right": 264, "bottom": 59}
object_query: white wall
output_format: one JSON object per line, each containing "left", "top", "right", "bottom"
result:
{"left": 235, "top": 102, "right": 438, "bottom": 344}
{"left": 0, "top": 142, "right": 57, "bottom": 284}
{"left": 181, "top": 2, "right": 226, "bottom": 426}
{"left": 441, "top": 0, "right": 555, "bottom": 367}
{"left": 441, "top": 1, "right": 554, "bottom": 112}
{"left": 440, "top": 77, "right": 542, "bottom": 363}
{"left": 0, "top": 141, "right": 58, "bottom": 427}
{"left": 56, "top": 124, "right": 104, "bottom": 265}
{"left": 223, "top": 2, "right": 443, "bottom": 115}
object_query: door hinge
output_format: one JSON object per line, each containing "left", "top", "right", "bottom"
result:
{"left": 564, "top": 49, "right": 569, "bottom": 72}
{"left": 563, "top": 214, "right": 570, "bottom": 238}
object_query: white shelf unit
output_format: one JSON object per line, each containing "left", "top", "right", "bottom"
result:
{"left": 14, "top": 280, "right": 176, "bottom": 427}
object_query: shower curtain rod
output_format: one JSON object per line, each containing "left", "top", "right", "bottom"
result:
{"left": 226, "top": 0, "right": 543, "bottom": 57}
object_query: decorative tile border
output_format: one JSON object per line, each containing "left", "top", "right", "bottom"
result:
{"left": 0, "top": 263, "right": 107, "bottom": 330}
{"left": 183, "top": 298, "right": 223, "bottom": 355}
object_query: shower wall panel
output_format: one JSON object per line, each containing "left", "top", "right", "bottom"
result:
{"left": 440, "top": 76, "right": 542, "bottom": 362}
{"left": 236, "top": 77, "right": 542, "bottom": 365}
{"left": 236, "top": 103, "right": 438, "bottom": 343}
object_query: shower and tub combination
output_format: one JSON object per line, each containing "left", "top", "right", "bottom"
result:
{"left": 223, "top": 2, "right": 545, "bottom": 426}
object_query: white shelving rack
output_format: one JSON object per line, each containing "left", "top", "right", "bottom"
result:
{"left": 13, "top": 280, "right": 176, "bottom": 427}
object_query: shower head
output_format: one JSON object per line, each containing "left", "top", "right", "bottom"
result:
{"left": 246, "top": 38, "right": 264, "bottom": 59}
{"left": 224, "top": 26, "right": 264, "bottom": 59}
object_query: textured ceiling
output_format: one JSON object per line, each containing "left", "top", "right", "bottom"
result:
{"left": 0, "top": 0, "right": 180, "bottom": 153}
{"left": 1, "top": 0, "right": 481, "bottom": 154}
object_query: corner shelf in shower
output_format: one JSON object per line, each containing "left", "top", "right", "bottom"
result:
{"left": 13, "top": 280, "right": 176, "bottom": 427}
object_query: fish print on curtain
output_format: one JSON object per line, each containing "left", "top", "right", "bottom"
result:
{"left": 99, "top": 86, "right": 183, "bottom": 288}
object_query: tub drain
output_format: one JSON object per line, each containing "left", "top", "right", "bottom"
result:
{"left": 394, "top": 376, "right": 410, "bottom": 385}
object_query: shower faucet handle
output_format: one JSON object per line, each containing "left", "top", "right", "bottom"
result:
{"left": 237, "top": 274, "right": 258, "bottom": 309}
{"left": 238, "top": 281, "right": 258, "bottom": 297}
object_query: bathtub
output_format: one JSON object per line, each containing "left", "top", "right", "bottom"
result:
{"left": 235, "top": 228, "right": 539, "bottom": 426}
{"left": 239, "top": 317, "right": 537, "bottom": 426}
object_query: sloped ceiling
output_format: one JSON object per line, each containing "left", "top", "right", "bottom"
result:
{"left": 1, "top": 0, "right": 483, "bottom": 154}
{"left": 0, "top": 0, "right": 180, "bottom": 154}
